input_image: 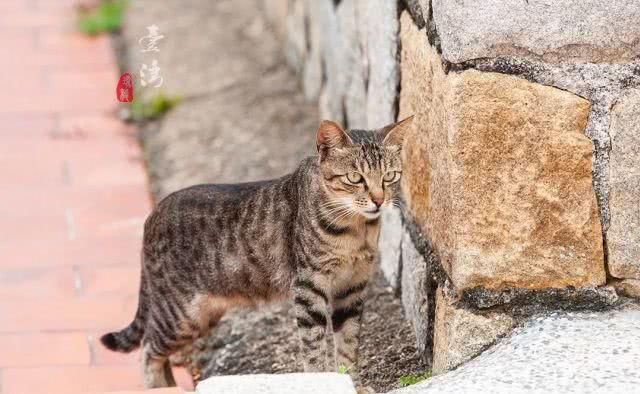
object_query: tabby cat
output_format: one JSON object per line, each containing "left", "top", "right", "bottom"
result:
{"left": 101, "top": 116, "right": 413, "bottom": 388}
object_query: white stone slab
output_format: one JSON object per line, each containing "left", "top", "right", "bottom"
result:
{"left": 196, "top": 372, "right": 356, "bottom": 394}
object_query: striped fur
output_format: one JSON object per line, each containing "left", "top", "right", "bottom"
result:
{"left": 100, "top": 117, "right": 412, "bottom": 388}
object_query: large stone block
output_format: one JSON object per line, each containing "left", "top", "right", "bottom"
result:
{"left": 401, "top": 227, "right": 431, "bottom": 361}
{"left": 608, "top": 89, "right": 640, "bottom": 279}
{"left": 432, "top": 0, "right": 640, "bottom": 64}
{"left": 301, "top": 0, "right": 323, "bottom": 101}
{"left": 337, "top": 0, "right": 368, "bottom": 128}
{"left": 284, "top": 0, "right": 306, "bottom": 73}
{"left": 398, "top": 12, "right": 605, "bottom": 292}
{"left": 364, "top": 0, "right": 399, "bottom": 128}
{"left": 379, "top": 207, "right": 403, "bottom": 290}
{"left": 316, "top": 0, "right": 346, "bottom": 123}
{"left": 432, "top": 286, "right": 515, "bottom": 374}
{"left": 262, "top": 0, "right": 288, "bottom": 39}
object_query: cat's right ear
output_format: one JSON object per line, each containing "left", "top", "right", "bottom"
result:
{"left": 316, "top": 120, "right": 351, "bottom": 158}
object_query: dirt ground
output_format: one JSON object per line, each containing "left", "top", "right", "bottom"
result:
{"left": 181, "top": 271, "right": 425, "bottom": 392}
{"left": 120, "top": 0, "right": 426, "bottom": 391}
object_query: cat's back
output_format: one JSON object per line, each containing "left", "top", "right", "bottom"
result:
{"left": 147, "top": 180, "right": 274, "bottom": 224}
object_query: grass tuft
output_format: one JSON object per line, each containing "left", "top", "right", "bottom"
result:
{"left": 398, "top": 370, "right": 432, "bottom": 387}
{"left": 337, "top": 364, "right": 350, "bottom": 374}
{"left": 77, "top": 0, "right": 127, "bottom": 36}
{"left": 128, "top": 92, "right": 181, "bottom": 122}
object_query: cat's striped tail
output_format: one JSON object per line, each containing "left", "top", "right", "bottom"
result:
{"left": 100, "top": 272, "right": 148, "bottom": 352}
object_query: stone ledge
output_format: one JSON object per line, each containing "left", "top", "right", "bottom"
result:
{"left": 390, "top": 306, "right": 640, "bottom": 393}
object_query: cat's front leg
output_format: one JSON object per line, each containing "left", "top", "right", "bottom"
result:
{"left": 293, "top": 275, "right": 332, "bottom": 372}
{"left": 332, "top": 281, "right": 367, "bottom": 374}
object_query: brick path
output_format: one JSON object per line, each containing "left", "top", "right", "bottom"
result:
{"left": 0, "top": 1, "right": 190, "bottom": 393}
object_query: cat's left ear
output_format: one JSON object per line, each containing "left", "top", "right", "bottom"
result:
{"left": 380, "top": 115, "right": 414, "bottom": 147}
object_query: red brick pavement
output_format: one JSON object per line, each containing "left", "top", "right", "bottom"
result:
{"left": 0, "top": 1, "right": 191, "bottom": 393}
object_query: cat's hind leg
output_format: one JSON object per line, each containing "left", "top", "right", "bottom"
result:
{"left": 141, "top": 293, "right": 227, "bottom": 388}
{"left": 141, "top": 342, "right": 176, "bottom": 388}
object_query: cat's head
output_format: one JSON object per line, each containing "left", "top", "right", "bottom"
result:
{"left": 315, "top": 116, "right": 413, "bottom": 220}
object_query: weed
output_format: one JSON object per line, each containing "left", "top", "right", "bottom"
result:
{"left": 337, "top": 364, "right": 350, "bottom": 374}
{"left": 77, "top": 0, "right": 127, "bottom": 36}
{"left": 398, "top": 370, "right": 432, "bottom": 387}
{"left": 127, "top": 92, "right": 181, "bottom": 122}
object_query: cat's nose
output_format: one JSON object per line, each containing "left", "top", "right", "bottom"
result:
{"left": 371, "top": 197, "right": 384, "bottom": 208}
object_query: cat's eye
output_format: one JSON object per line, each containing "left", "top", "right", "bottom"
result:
{"left": 383, "top": 171, "right": 401, "bottom": 183}
{"left": 345, "top": 172, "right": 363, "bottom": 184}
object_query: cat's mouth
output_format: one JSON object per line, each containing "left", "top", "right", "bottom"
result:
{"left": 361, "top": 208, "right": 382, "bottom": 220}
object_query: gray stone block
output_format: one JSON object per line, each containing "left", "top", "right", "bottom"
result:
{"left": 433, "top": 0, "right": 640, "bottom": 64}
{"left": 432, "top": 286, "right": 515, "bottom": 374}
{"left": 378, "top": 207, "right": 403, "bottom": 290}
{"left": 317, "top": 0, "right": 346, "bottom": 123}
{"left": 365, "top": 0, "right": 399, "bottom": 128}
{"left": 337, "top": 0, "right": 368, "bottom": 128}
{"left": 401, "top": 227, "right": 431, "bottom": 359}
{"left": 284, "top": 0, "right": 306, "bottom": 73}
{"left": 196, "top": 372, "right": 356, "bottom": 394}
{"left": 302, "top": 0, "right": 323, "bottom": 102}
{"left": 608, "top": 88, "right": 640, "bottom": 279}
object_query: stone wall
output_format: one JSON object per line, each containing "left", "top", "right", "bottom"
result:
{"left": 263, "top": 0, "right": 640, "bottom": 374}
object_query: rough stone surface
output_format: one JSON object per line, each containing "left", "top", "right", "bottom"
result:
{"left": 432, "top": 287, "right": 516, "bottom": 374}
{"left": 196, "top": 373, "right": 356, "bottom": 394}
{"left": 337, "top": 0, "right": 368, "bottom": 128}
{"left": 612, "top": 279, "right": 640, "bottom": 299}
{"left": 468, "top": 59, "right": 640, "bottom": 233}
{"left": 378, "top": 207, "right": 403, "bottom": 290}
{"left": 401, "top": 0, "right": 426, "bottom": 28}
{"left": 433, "top": 0, "right": 640, "bottom": 64}
{"left": 401, "top": 227, "right": 431, "bottom": 360}
{"left": 317, "top": 0, "right": 346, "bottom": 123}
{"left": 284, "top": 0, "right": 306, "bottom": 73}
{"left": 301, "top": 0, "right": 323, "bottom": 101}
{"left": 391, "top": 306, "right": 640, "bottom": 393}
{"left": 607, "top": 88, "right": 640, "bottom": 279}
{"left": 261, "top": 0, "right": 288, "bottom": 39}
{"left": 399, "top": 12, "right": 606, "bottom": 292}
{"left": 364, "top": 0, "right": 399, "bottom": 129}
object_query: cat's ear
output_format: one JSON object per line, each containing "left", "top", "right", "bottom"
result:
{"left": 316, "top": 120, "right": 351, "bottom": 154}
{"left": 381, "top": 115, "right": 414, "bottom": 147}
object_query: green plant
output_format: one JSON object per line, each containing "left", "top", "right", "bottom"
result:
{"left": 398, "top": 370, "right": 432, "bottom": 387}
{"left": 337, "top": 364, "right": 350, "bottom": 374}
{"left": 129, "top": 93, "right": 181, "bottom": 122}
{"left": 77, "top": 0, "right": 127, "bottom": 36}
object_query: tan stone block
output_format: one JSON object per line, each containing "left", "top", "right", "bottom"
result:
{"left": 432, "top": 286, "right": 515, "bottom": 374}
{"left": 398, "top": 11, "right": 605, "bottom": 292}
